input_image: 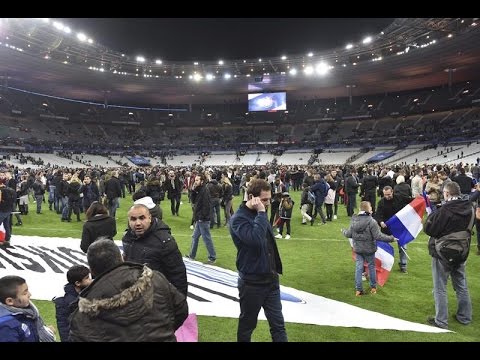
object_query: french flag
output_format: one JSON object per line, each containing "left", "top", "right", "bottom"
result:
{"left": 349, "top": 239, "right": 395, "bottom": 286}
{"left": 375, "top": 241, "right": 395, "bottom": 286}
{"left": 385, "top": 197, "right": 426, "bottom": 247}
{"left": 0, "top": 222, "right": 5, "bottom": 243}
{"left": 422, "top": 191, "right": 436, "bottom": 215}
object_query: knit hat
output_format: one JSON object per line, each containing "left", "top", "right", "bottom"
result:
{"left": 134, "top": 196, "right": 156, "bottom": 210}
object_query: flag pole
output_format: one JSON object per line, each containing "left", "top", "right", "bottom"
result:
{"left": 400, "top": 246, "right": 411, "bottom": 260}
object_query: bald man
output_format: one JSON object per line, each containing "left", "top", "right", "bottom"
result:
{"left": 122, "top": 204, "right": 187, "bottom": 296}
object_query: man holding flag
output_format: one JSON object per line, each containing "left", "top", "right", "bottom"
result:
{"left": 374, "top": 186, "right": 410, "bottom": 273}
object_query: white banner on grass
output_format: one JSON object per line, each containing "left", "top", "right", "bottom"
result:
{"left": 0, "top": 235, "right": 448, "bottom": 333}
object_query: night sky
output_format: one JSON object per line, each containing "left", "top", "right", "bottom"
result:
{"left": 63, "top": 18, "right": 395, "bottom": 62}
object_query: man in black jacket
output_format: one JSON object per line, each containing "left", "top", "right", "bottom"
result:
{"left": 0, "top": 174, "right": 16, "bottom": 247}
{"left": 374, "top": 186, "right": 409, "bottom": 273}
{"left": 186, "top": 173, "right": 216, "bottom": 264}
{"left": 122, "top": 204, "right": 187, "bottom": 296}
{"left": 424, "top": 181, "right": 473, "bottom": 329}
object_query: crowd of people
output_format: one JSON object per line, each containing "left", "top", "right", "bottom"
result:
{"left": 0, "top": 159, "right": 479, "bottom": 341}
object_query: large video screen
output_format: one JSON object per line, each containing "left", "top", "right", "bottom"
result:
{"left": 248, "top": 92, "right": 287, "bottom": 112}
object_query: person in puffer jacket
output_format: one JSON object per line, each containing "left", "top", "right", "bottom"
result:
{"left": 342, "top": 201, "right": 397, "bottom": 296}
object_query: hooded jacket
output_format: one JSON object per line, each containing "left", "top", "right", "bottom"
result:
{"left": 343, "top": 213, "right": 395, "bottom": 254}
{"left": 69, "top": 263, "right": 188, "bottom": 342}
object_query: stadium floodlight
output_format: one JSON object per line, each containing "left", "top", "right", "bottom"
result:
{"left": 52, "top": 21, "right": 64, "bottom": 31}
{"left": 136, "top": 56, "right": 146, "bottom": 63}
{"left": 155, "top": 59, "right": 162, "bottom": 65}
{"left": 362, "top": 36, "right": 372, "bottom": 44}
{"left": 304, "top": 65, "right": 314, "bottom": 75}
{"left": 77, "top": 33, "right": 87, "bottom": 42}
{"left": 345, "top": 43, "right": 353, "bottom": 50}
{"left": 315, "top": 62, "right": 330, "bottom": 76}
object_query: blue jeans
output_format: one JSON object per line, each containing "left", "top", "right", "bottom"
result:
{"left": 431, "top": 257, "right": 472, "bottom": 328}
{"left": 60, "top": 196, "right": 69, "bottom": 220}
{"left": 109, "top": 197, "right": 119, "bottom": 218}
{"left": 398, "top": 243, "right": 408, "bottom": 270}
{"left": 237, "top": 278, "right": 287, "bottom": 342}
{"left": 355, "top": 253, "right": 376, "bottom": 291}
{"left": 189, "top": 220, "right": 216, "bottom": 261}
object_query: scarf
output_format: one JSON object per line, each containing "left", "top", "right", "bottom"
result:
{"left": 2, "top": 302, "right": 56, "bottom": 342}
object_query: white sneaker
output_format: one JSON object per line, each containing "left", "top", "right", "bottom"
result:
{"left": 275, "top": 234, "right": 283, "bottom": 239}
{"left": 189, "top": 225, "right": 194, "bottom": 230}
{"left": 333, "top": 215, "right": 337, "bottom": 220}
{"left": 285, "top": 234, "right": 291, "bottom": 240}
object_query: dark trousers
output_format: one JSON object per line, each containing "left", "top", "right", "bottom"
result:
{"left": 210, "top": 198, "right": 221, "bottom": 228}
{"left": 237, "top": 278, "right": 287, "bottom": 342}
{"left": 347, "top": 192, "right": 357, "bottom": 216}
{"left": 270, "top": 201, "right": 280, "bottom": 225}
{"left": 363, "top": 191, "right": 377, "bottom": 214}
{"left": 170, "top": 194, "right": 181, "bottom": 215}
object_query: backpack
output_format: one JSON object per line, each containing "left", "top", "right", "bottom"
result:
{"left": 434, "top": 207, "right": 475, "bottom": 270}
{"left": 307, "top": 191, "right": 316, "bottom": 205}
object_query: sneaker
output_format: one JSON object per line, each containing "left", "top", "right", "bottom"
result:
{"left": 400, "top": 268, "right": 408, "bottom": 274}
{"left": 362, "top": 274, "right": 367, "bottom": 281}
{"left": 275, "top": 234, "right": 283, "bottom": 239}
{"left": 310, "top": 219, "right": 315, "bottom": 226}
{"left": 184, "top": 254, "right": 194, "bottom": 260}
{"left": 301, "top": 222, "right": 307, "bottom": 225}
{"left": 427, "top": 316, "right": 448, "bottom": 329}
{"left": 355, "top": 290, "right": 364, "bottom": 297}
{"left": 333, "top": 215, "right": 337, "bottom": 220}
{"left": 206, "top": 259, "right": 216, "bottom": 265}
{"left": 454, "top": 314, "right": 471, "bottom": 325}
{"left": 285, "top": 234, "right": 291, "bottom": 240}
{"left": 370, "top": 288, "right": 377, "bottom": 294}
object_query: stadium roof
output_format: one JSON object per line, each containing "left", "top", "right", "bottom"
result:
{"left": 1, "top": 18, "right": 480, "bottom": 105}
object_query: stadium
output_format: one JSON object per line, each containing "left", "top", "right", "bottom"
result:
{"left": 0, "top": 18, "right": 479, "bottom": 342}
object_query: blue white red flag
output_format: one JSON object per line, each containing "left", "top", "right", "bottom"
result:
{"left": 385, "top": 197, "right": 426, "bottom": 247}
{"left": 349, "top": 239, "right": 395, "bottom": 286}
{"left": 0, "top": 222, "right": 5, "bottom": 243}
{"left": 422, "top": 191, "right": 436, "bottom": 215}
